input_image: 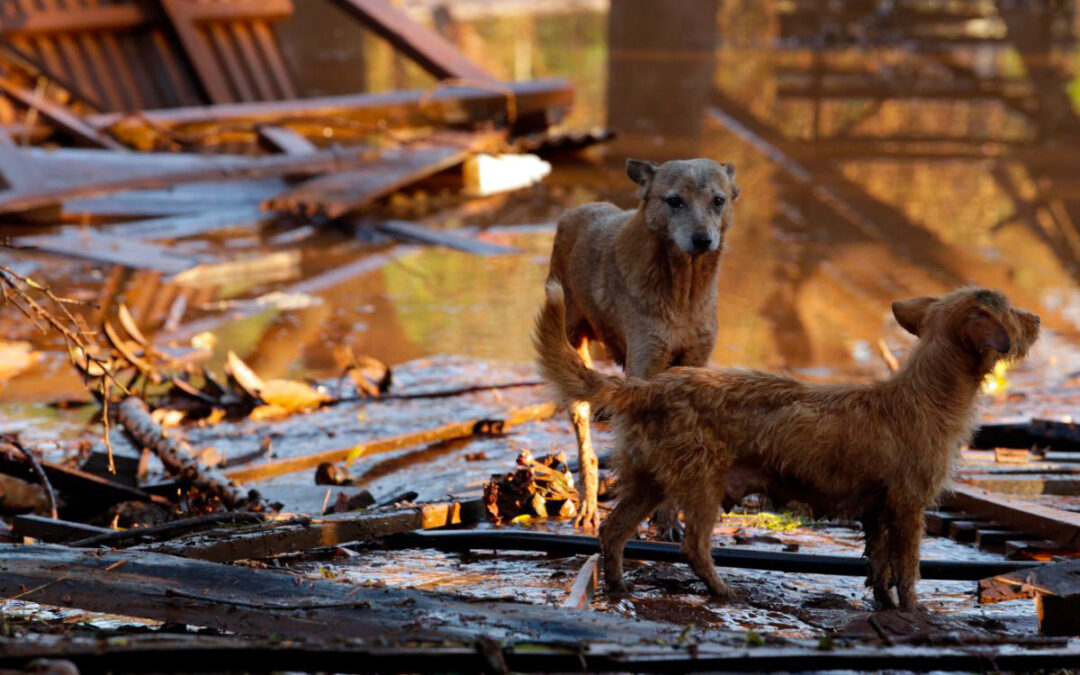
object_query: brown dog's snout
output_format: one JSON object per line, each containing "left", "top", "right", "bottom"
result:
{"left": 690, "top": 232, "right": 713, "bottom": 253}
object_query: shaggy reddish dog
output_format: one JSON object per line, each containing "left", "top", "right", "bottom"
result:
{"left": 534, "top": 282, "right": 1039, "bottom": 610}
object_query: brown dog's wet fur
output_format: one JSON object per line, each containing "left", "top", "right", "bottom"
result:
{"left": 546, "top": 158, "right": 738, "bottom": 532}
{"left": 534, "top": 282, "right": 1040, "bottom": 610}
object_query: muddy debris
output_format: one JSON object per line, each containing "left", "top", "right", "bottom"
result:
{"left": 483, "top": 450, "right": 576, "bottom": 524}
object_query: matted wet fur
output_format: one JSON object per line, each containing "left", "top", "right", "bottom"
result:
{"left": 546, "top": 158, "right": 738, "bottom": 533}
{"left": 533, "top": 282, "right": 1040, "bottom": 610}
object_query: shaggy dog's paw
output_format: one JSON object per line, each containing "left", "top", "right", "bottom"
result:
{"left": 574, "top": 500, "right": 600, "bottom": 533}
{"left": 605, "top": 580, "right": 635, "bottom": 595}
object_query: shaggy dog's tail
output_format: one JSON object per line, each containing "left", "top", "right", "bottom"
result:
{"left": 533, "top": 281, "right": 626, "bottom": 412}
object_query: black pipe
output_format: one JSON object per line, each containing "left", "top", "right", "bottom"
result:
{"left": 382, "top": 530, "right": 1042, "bottom": 580}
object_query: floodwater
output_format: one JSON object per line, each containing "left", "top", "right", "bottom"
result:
{"left": 4, "top": 0, "right": 1080, "bottom": 415}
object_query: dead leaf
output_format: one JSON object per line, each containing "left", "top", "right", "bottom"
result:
{"left": 0, "top": 341, "right": 39, "bottom": 381}
{"left": 260, "top": 379, "right": 332, "bottom": 412}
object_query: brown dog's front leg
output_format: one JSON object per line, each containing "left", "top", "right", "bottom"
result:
{"left": 889, "top": 508, "right": 924, "bottom": 612}
{"left": 862, "top": 509, "right": 896, "bottom": 609}
{"left": 571, "top": 342, "right": 599, "bottom": 532}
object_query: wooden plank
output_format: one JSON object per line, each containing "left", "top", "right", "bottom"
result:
{"left": 942, "top": 484, "right": 1080, "bottom": 549}
{"left": 145, "top": 501, "right": 483, "bottom": 562}
{"left": 979, "top": 559, "right": 1080, "bottom": 635}
{"left": 87, "top": 78, "right": 572, "bottom": 130}
{"left": 0, "top": 445, "right": 167, "bottom": 511}
{"left": 330, "top": 0, "right": 495, "bottom": 82}
{"left": 159, "top": 0, "right": 235, "bottom": 103}
{"left": 375, "top": 219, "right": 520, "bottom": 256}
{"left": 562, "top": 553, "right": 599, "bottom": 610}
{"left": 223, "top": 401, "right": 556, "bottom": 483}
{"left": 11, "top": 514, "right": 111, "bottom": 544}
{"left": 0, "top": 544, "right": 698, "bottom": 645}
{"left": 256, "top": 125, "right": 317, "bottom": 154}
{"left": 231, "top": 23, "right": 275, "bottom": 101}
{"left": 265, "top": 133, "right": 503, "bottom": 220}
{"left": 0, "top": 145, "right": 380, "bottom": 215}
{"left": 1, "top": 5, "right": 152, "bottom": 35}
{"left": 251, "top": 21, "right": 296, "bottom": 99}
{"left": 0, "top": 77, "right": 125, "bottom": 150}
{"left": 16, "top": 231, "right": 202, "bottom": 274}
{"left": 386, "top": 530, "right": 1041, "bottom": 580}
{"left": 112, "top": 205, "right": 272, "bottom": 239}
{"left": 961, "top": 474, "right": 1080, "bottom": 496}
{"left": 4, "top": 633, "right": 1080, "bottom": 674}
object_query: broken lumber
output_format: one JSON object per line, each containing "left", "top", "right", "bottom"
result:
{"left": 144, "top": 500, "right": 483, "bottom": 562}
{"left": 383, "top": 530, "right": 1041, "bottom": 580}
{"left": 562, "top": 553, "right": 599, "bottom": 610}
{"left": 0, "top": 77, "right": 126, "bottom": 150}
{"left": 0, "top": 544, "right": 704, "bottom": 645}
{"left": 223, "top": 401, "right": 557, "bottom": 483}
{"left": 263, "top": 132, "right": 503, "bottom": 220}
{"left": 117, "top": 397, "right": 266, "bottom": 510}
{"left": 978, "top": 558, "right": 1080, "bottom": 635}
{"left": 90, "top": 79, "right": 572, "bottom": 134}
{"left": 0, "top": 444, "right": 166, "bottom": 511}
{"left": 2, "top": 633, "right": 1080, "bottom": 673}
{"left": 331, "top": 0, "right": 495, "bottom": 82}
{"left": 256, "top": 125, "right": 318, "bottom": 155}
{"left": 16, "top": 231, "right": 203, "bottom": 274}
{"left": 941, "top": 484, "right": 1080, "bottom": 549}
{"left": 11, "top": 515, "right": 110, "bottom": 544}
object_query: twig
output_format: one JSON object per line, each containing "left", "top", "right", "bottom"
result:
{"left": 164, "top": 587, "right": 370, "bottom": 610}
{"left": 876, "top": 338, "right": 900, "bottom": 374}
{"left": 335, "top": 380, "right": 543, "bottom": 405}
{"left": 100, "top": 380, "right": 115, "bottom": 474}
{"left": 1, "top": 436, "right": 57, "bottom": 520}
{"left": 70, "top": 511, "right": 266, "bottom": 548}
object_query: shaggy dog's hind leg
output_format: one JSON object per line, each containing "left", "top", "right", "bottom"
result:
{"left": 600, "top": 467, "right": 663, "bottom": 594}
{"left": 862, "top": 508, "right": 897, "bottom": 609}
{"left": 679, "top": 490, "right": 732, "bottom": 601}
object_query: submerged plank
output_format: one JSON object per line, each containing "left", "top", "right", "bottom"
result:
{"left": 15, "top": 231, "right": 202, "bottom": 274}
{"left": 0, "top": 544, "right": 710, "bottom": 644}
{"left": 374, "top": 220, "right": 519, "bottom": 255}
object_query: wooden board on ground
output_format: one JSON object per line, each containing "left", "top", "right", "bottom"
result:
{"left": 942, "top": 484, "right": 1080, "bottom": 549}
{"left": 374, "top": 220, "right": 519, "bottom": 256}
{"left": 142, "top": 500, "right": 483, "bottom": 562}
{"left": 960, "top": 474, "right": 1080, "bottom": 496}
{"left": 978, "top": 558, "right": 1080, "bottom": 635}
{"left": 0, "top": 544, "right": 717, "bottom": 645}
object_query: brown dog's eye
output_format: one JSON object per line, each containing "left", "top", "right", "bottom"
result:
{"left": 664, "top": 196, "right": 684, "bottom": 209}
{"left": 713, "top": 195, "right": 726, "bottom": 208}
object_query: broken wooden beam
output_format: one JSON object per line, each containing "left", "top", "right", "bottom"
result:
{"left": 562, "top": 553, "right": 599, "bottom": 610}
{"left": 263, "top": 132, "right": 503, "bottom": 220}
{"left": 0, "top": 444, "right": 167, "bottom": 511}
{"left": 11, "top": 515, "right": 111, "bottom": 544}
{"left": 959, "top": 474, "right": 1080, "bottom": 496}
{"left": 143, "top": 500, "right": 483, "bottom": 563}
{"left": 223, "top": 401, "right": 557, "bottom": 483}
{"left": 16, "top": 231, "right": 203, "bottom": 274}
{"left": 941, "top": 484, "right": 1080, "bottom": 549}
{"left": 0, "top": 544, "right": 705, "bottom": 645}
{"left": 978, "top": 558, "right": 1080, "bottom": 635}
{"left": 117, "top": 397, "right": 267, "bottom": 511}
{"left": 256, "top": 125, "right": 318, "bottom": 155}
{"left": 382, "top": 530, "right": 1041, "bottom": 580}
{"left": 90, "top": 79, "right": 572, "bottom": 134}
{"left": 330, "top": 0, "right": 495, "bottom": 82}
{"left": 2, "top": 633, "right": 1080, "bottom": 673}
{"left": 0, "top": 77, "right": 126, "bottom": 150}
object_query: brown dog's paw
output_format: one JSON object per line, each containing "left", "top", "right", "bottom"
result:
{"left": 705, "top": 584, "right": 741, "bottom": 604}
{"left": 605, "top": 579, "right": 635, "bottom": 595}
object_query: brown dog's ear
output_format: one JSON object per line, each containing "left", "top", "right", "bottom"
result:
{"left": 626, "top": 159, "right": 658, "bottom": 190}
{"left": 965, "top": 312, "right": 1011, "bottom": 354}
{"left": 721, "top": 163, "right": 736, "bottom": 180}
{"left": 892, "top": 296, "right": 935, "bottom": 336}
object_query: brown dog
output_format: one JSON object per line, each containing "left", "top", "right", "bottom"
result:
{"left": 534, "top": 283, "right": 1039, "bottom": 609}
{"left": 546, "top": 158, "right": 738, "bottom": 532}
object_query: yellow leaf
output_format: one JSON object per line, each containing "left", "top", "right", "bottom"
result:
{"left": 259, "top": 379, "right": 332, "bottom": 412}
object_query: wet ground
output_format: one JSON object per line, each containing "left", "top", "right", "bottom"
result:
{"left": 1, "top": 0, "right": 1079, "bottom": 645}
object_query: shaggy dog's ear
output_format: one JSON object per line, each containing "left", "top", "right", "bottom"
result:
{"left": 965, "top": 311, "right": 1011, "bottom": 354}
{"left": 892, "top": 296, "right": 935, "bottom": 336}
{"left": 626, "top": 159, "right": 658, "bottom": 198}
{"left": 720, "top": 162, "right": 739, "bottom": 200}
